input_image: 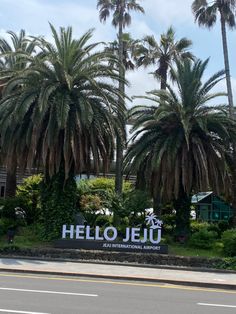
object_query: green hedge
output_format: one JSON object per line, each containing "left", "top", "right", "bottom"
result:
{"left": 221, "top": 229, "right": 236, "bottom": 257}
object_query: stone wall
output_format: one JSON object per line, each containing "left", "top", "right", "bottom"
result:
{"left": 0, "top": 247, "right": 226, "bottom": 269}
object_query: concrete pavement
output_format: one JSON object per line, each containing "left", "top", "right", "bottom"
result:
{"left": 0, "top": 257, "right": 235, "bottom": 290}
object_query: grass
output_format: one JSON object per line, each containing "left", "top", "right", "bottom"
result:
{"left": 0, "top": 225, "right": 51, "bottom": 249}
{"left": 169, "top": 243, "right": 224, "bottom": 258}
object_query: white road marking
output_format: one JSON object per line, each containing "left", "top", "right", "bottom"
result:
{"left": 0, "top": 310, "right": 50, "bottom": 314}
{"left": 198, "top": 303, "right": 236, "bottom": 308}
{"left": 0, "top": 287, "right": 98, "bottom": 297}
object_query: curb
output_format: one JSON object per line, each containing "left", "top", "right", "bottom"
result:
{"left": 0, "top": 267, "right": 235, "bottom": 291}
{"left": 0, "top": 254, "right": 235, "bottom": 274}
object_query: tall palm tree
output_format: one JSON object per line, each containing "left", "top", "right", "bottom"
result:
{"left": 105, "top": 33, "right": 137, "bottom": 71}
{"left": 97, "top": 0, "right": 144, "bottom": 194}
{"left": 192, "top": 0, "right": 235, "bottom": 115}
{"left": 134, "top": 26, "right": 194, "bottom": 89}
{"left": 125, "top": 59, "right": 236, "bottom": 236}
{"left": 0, "top": 25, "right": 127, "bottom": 237}
{"left": 192, "top": 0, "right": 236, "bottom": 225}
{"left": 0, "top": 30, "right": 36, "bottom": 197}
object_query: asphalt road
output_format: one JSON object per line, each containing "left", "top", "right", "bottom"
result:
{"left": 0, "top": 272, "right": 235, "bottom": 314}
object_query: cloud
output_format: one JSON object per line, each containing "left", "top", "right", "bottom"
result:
{"left": 144, "top": 0, "right": 194, "bottom": 26}
{"left": 0, "top": 0, "right": 113, "bottom": 42}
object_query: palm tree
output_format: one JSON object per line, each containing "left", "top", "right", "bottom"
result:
{"left": 134, "top": 26, "right": 194, "bottom": 89}
{"left": 125, "top": 59, "right": 236, "bottom": 237}
{"left": 192, "top": 0, "right": 236, "bottom": 225}
{"left": 105, "top": 33, "right": 137, "bottom": 71}
{"left": 97, "top": 0, "right": 144, "bottom": 194}
{"left": 0, "top": 30, "right": 36, "bottom": 197}
{"left": 0, "top": 25, "right": 126, "bottom": 238}
{"left": 192, "top": 0, "right": 235, "bottom": 115}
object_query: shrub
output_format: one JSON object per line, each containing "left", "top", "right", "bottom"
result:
{"left": 216, "top": 257, "right": 236, "bottom": 271}
{"left": 161, "top": 214, "right": 176, "bottom": 226}
{"left": 0, "top": 197, "right": 26, "bottom": 221}
{"left": 16, "top": 174, "right": 43, "bottom": 224}
{"left": 124, "top": 189, "right": 152, "bottom": 215}
{"left": 160, "top": 214, "right": 175, "bottom": 237}
{"left": 190, "top": 221, "right": 210, "bottom": 234}
{"left": 77, "top": 178, "right": 133, "bottom": 215}
{"left": 207, "top": 224, "right": 221, "bottom": 238}
{"left": 189, "top": 229, "right": 218, "bottom": 249}
{"left": 217, "top": 221, "right": 230, "bottom": 233}
{"left": 221, "top": 229, "right": 236, "bottom": 257}
{"left": 0, "top": 218, "right": 15, "bottom": 236}
{"left": 95, "top": 215, "right": 111, "bottom": 227}
{"left": 80, "top": 194, "right": 102, "bottom": 212}
{"left": 123, "top": 189, "right": 152, "bottom": 227}
{"left": 77, "top": 177, "right": 132, "bottom": 195}
{"left": 79, "top": 194, "right": 105, "bottom": 227}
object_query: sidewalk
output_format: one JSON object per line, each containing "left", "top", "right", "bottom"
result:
{"left": 0, "top": 257, "right": 236, "bottom": 290}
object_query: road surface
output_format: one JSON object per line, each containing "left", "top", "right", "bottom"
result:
{"left": 0, "top": 271, "right": 235, "bottom": 314}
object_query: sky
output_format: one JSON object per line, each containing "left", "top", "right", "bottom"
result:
{"left": 0, "top": 0, "right": 236, "bottom": 106}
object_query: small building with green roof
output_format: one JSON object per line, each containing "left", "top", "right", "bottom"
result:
{"left": 191, "top": 192, "right": 233, "bottom": 222}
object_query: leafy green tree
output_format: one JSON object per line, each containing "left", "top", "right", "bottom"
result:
{"left": 0, "top": 30, "right": 36, "bottom": 197}
{"left": 97, "top": 0, "right": 144, "bottom": 194}
{"left": 16, "top": 174, "right": 43, "bottom": 224}
{"left": 0, "top": 25, "right": 126, "bottom": 238}
{"left": 134, "top": 26, "right": 194, "bottom": 89}
{"left": 125, "top": 59, "right": 236, "bottom": 237}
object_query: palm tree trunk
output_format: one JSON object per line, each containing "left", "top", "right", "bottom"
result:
{"left": 5, "top": 152, "right": 17, "bottom": 198}
{"left": 232, "top": 149, "right": 236, "bottom": 226}
{"left": 153, "top": 195, "right": 161, "bottom": 217}
{"left": 220, "top": 15, "right": 234, "bottom": 114}
{"left": 220, "top": 15, "right": 236, "bottom": 225}
{"left": 174, "top": 185, "right": 191, "bottom": 241}
{"left": 160, "top": 66, "right": 168, "bottom": 90}
{"left": 115, "top": 8, "right": 125, "bottom": 195}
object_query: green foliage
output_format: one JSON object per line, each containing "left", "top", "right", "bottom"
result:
{"left": 190, "top": 221, "right": 210, "bottom": 234}
{"left": 0, "top": 26, "right": 126, "bottom": 185}
{"left": 189, "top": 229, "right": 218, "bottom": 249}
{"left": 215, "top": 258, "right": 236, "bottom": 271}
{"left": 161, "top": 214, "right": 176, "bottom": 237}
{"left": 190, "top": 221, "right": 226, "bottom": 238}
{"left": 162, "top": 214, "right": 176, "bottom": 226}
{"left": 80, "top": 194, "right": 103, "bottom": 212}
{"left": 16, "top": 174, "right": 43, "bottom": 224}
{"left": 0, "top": 224, "right": 48, "bottom": 248}
{"left": 77, "top": 178, "right": 135, "bottom": 227}
{"left": 79, "top": 193, "right": 105, "bottom": 227}
{"left": 40, "top": 171, "right": 77, "bottom": 240}
{"left": 125, "top": 58, "right": 236, "bottom": 237}
{"left": 110, "top": 194, "right": 129, "bottom": 229}
{"left": 77, "top": 177, "right": 132, "bottom": 195}
{"left": 218, "top": 221, "right": 230, "bottom": 233}
{"left": 95, "top": 215, "right": 112, "bottom": 227}
{"left": 207, "top": 224, "right": 221, "bottom": 238}
{"left": 221, "top": 229, "right": 236, "bottom": 257}
{"left": 0, "top": 219, "right": 14, "bottom": 236}
{"left": 124, "top": 189, "right": 151, "bottom": 215}
{"left": 0, "top": 197, "right": 24, "bottom": 220}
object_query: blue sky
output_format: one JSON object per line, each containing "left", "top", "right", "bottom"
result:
{"left": 1, "top": 0, "right": 236, "bottom": 104}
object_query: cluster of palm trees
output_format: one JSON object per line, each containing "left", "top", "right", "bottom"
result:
{"left": 0, "top": 25, "right": 126, "bottom": 192}
{"left": 0, "top": 0, "right": 236, "bottom": 236}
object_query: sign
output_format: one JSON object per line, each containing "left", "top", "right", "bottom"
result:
{"left": 55, "top": 212, "right": 168, "bottom": 254}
